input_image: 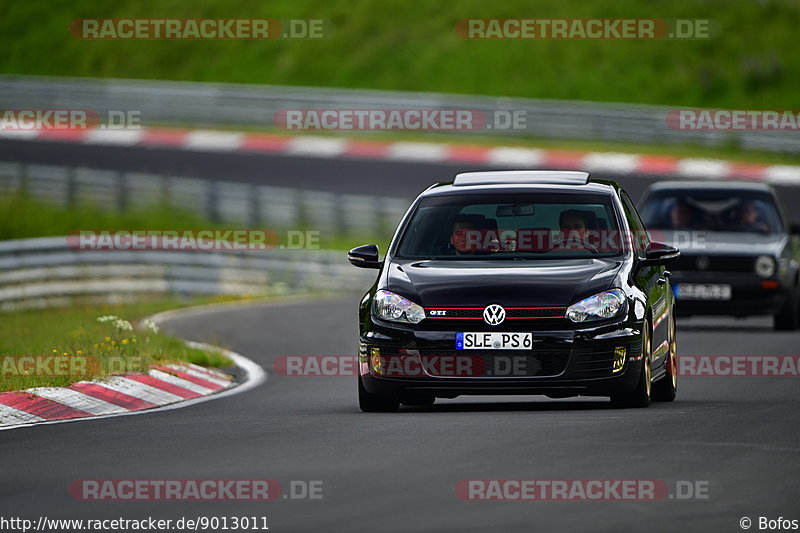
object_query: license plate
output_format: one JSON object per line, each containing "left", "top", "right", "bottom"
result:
{"left": 675, "top": 283, "right": 732, "bottom": 301}
{"left": 456, "top": 332, "right": 532, "bottom": 350}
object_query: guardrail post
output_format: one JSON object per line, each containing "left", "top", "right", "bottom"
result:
{"left": 66, "top": 166, "right": 77, "bottom": 207}
{"left": 116, "top": 171, "right": 127, "bottom": 212}
{"left": 207, "top": 180, "right": 220, "bottom": 223}
{"left": 333, "top": 193, "right": 347, "bottom": 238}
{"left": 249, "top": 184, "right": 261, "bottom": 227}
{"left": 161, "top": 175, "right": 172, "bottom": 207}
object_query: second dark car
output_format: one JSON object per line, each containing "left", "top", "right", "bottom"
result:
{"left": 638, "top": 181, "right": 800, "bottom": 331}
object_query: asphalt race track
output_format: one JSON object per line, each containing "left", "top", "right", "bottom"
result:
{"left": 1, "top": 139, "right": 799, "bottom": 532}
{"left": 3, "top": 139, "right": 800, "bottom": 213}
{"left": 1, "top": 297, "right": 799, "bottom": 532}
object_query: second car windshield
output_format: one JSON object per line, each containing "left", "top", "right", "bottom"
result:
{"left": 639, "top": 190, "right": 783, "bottom": 234}
{"left": 394, "top": 192, "right": 623, "bottom": 259}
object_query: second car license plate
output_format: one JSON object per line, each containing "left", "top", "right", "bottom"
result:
{"left": 456, "top": 332, "right": 532, "bottom": 350}
{"left": 675, "top": 283, "right": 732, "bottom": 301}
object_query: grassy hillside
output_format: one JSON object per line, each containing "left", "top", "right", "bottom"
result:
{"left": 1, "top": 0, "right": 797, "bottom": 107}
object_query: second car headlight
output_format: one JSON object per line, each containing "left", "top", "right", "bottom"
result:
{"left": 566, "top": 289, "right": 627, "bottom": 323}
{"left": 373, "top": 289, "right": 426, "bottom": 324}
{"left": 755, "top": 255, "right": 776, "bottom": 278}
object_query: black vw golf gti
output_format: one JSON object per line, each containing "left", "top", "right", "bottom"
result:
{"left": 349, "top": 171, "right": 680, "bottom": 412}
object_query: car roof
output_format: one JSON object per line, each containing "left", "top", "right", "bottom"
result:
{"left": 420, "top": 170, "right": 619, "bottom": 197}
{"left": 644, "top": 180, "right": 775, "bottom": 193}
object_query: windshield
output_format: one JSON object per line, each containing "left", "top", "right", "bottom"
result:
{"left": 394, "top": 192, "right": 623, "bottom": 260}
{"left": 639, "top": 189, "right": 783, "bottom": 234}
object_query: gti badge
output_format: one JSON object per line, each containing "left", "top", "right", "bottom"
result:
{"left": 483, "top": 304, "right": 506, "bottom": 325}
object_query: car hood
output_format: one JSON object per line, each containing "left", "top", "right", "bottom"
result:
{"left": 656, "top": 230, "right": 786, "bottom": 256}
{"left": 385, "top": 258, "right": 623, "bottom": 307}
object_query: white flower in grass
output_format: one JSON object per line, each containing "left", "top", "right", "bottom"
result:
{"left": 143, "top": 319, "right": 160, "bottom": 335}
{"left": 97, "top": 315, "right": 120, "bottom": 323}
{"left": 113, "top": 319, "right": 133, "bottom": 331}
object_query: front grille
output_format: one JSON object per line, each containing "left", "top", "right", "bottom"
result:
{"left": 672, "top": 255, "right": 754, "bottom": 273}
{"left": 414, "top": 348, "right": 570, "bottom": 377}
{"left": 423, "top": 306, "right": 566, "bottom": 330}
{"left": 425, "top": 307, "right": 565, "bottom": 319}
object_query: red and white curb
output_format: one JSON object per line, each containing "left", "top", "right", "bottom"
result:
{"left": 2, "top": 126, "right": 799, "bottom": 185}
{"left": 0, "top": 342, "right": 266, "bottom": 431}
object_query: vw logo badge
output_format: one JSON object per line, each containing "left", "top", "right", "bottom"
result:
{"left": 483, "top": 304, "right": 506, "bottom": 326}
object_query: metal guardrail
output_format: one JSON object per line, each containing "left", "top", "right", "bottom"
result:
{"left": 0, "top": 75, "right": 796, "bottom": 154}
{"left": 0, "top": 161, "right": 410, "bottom": 240}
{"left": 0, "top": 236, "right": 376, "bottom": 311}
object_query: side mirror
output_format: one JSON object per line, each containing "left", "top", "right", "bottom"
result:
{"left": 641, "top": 242, "right": 680, "bottom": 267}
{"left": 348, "top": 244, "right": 383, "bottom": 269}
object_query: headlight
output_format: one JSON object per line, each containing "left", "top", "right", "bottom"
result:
{"left": 373, "top": 290, "right": 425, "bottom": 324}
{"left": 755, "top": 255, "right": 776, "bottom": 278}
{"left": 566, "top": 289, "right": 627, "bottom": 323}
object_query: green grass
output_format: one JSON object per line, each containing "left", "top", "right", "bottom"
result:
{"left": 1, "top": 0, "right": 798, "bottom": 108}
{"left": 0, "top": 298, "right": 235, "bottom": 393}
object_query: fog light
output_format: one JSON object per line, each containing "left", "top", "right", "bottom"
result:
{"left": 612, "top": 346, "right": 627, "bottom": 373}
{"left": 370, "top": 347, "right": 382, "bottom": 375}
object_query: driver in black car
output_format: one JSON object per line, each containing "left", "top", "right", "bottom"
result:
{"left": 449, "top": 216, "right": 479, "bottom": 255}
{"left": 446, "top": 214, "right": 500, "bottom": 255}
{"left": 554, "top": 209, "right": 599, "bottom": 253}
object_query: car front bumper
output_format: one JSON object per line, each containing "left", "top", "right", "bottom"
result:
{"left": 359, "top": 318, "right": 646, "bottom": 398}
{"left": 671, "top": 272, "right": 789, "bottom": 316}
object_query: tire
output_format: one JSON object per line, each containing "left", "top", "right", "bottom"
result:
{"left": 611, "top": 321, "right": 652, "bottom": 408}
{"left": 358, "top": 376, "right": 399, "bottom": 413}
{"left": 774, "top": 281, "right": 799, "bottom": 331}
{"left": 652, "top": 311, "right": 677, "bottom": 402}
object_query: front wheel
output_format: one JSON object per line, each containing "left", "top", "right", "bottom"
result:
{"left": 652, "top": 311, "right": 677, "bottom": 402}
{"left": 774, "top": 281, "right": 799, "bottom": 331}
{"left": 611, "top": 321, "right": 652, "bottom": 408}
{"left": 358, "top": 376, "right": 399, "bottom": 412}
